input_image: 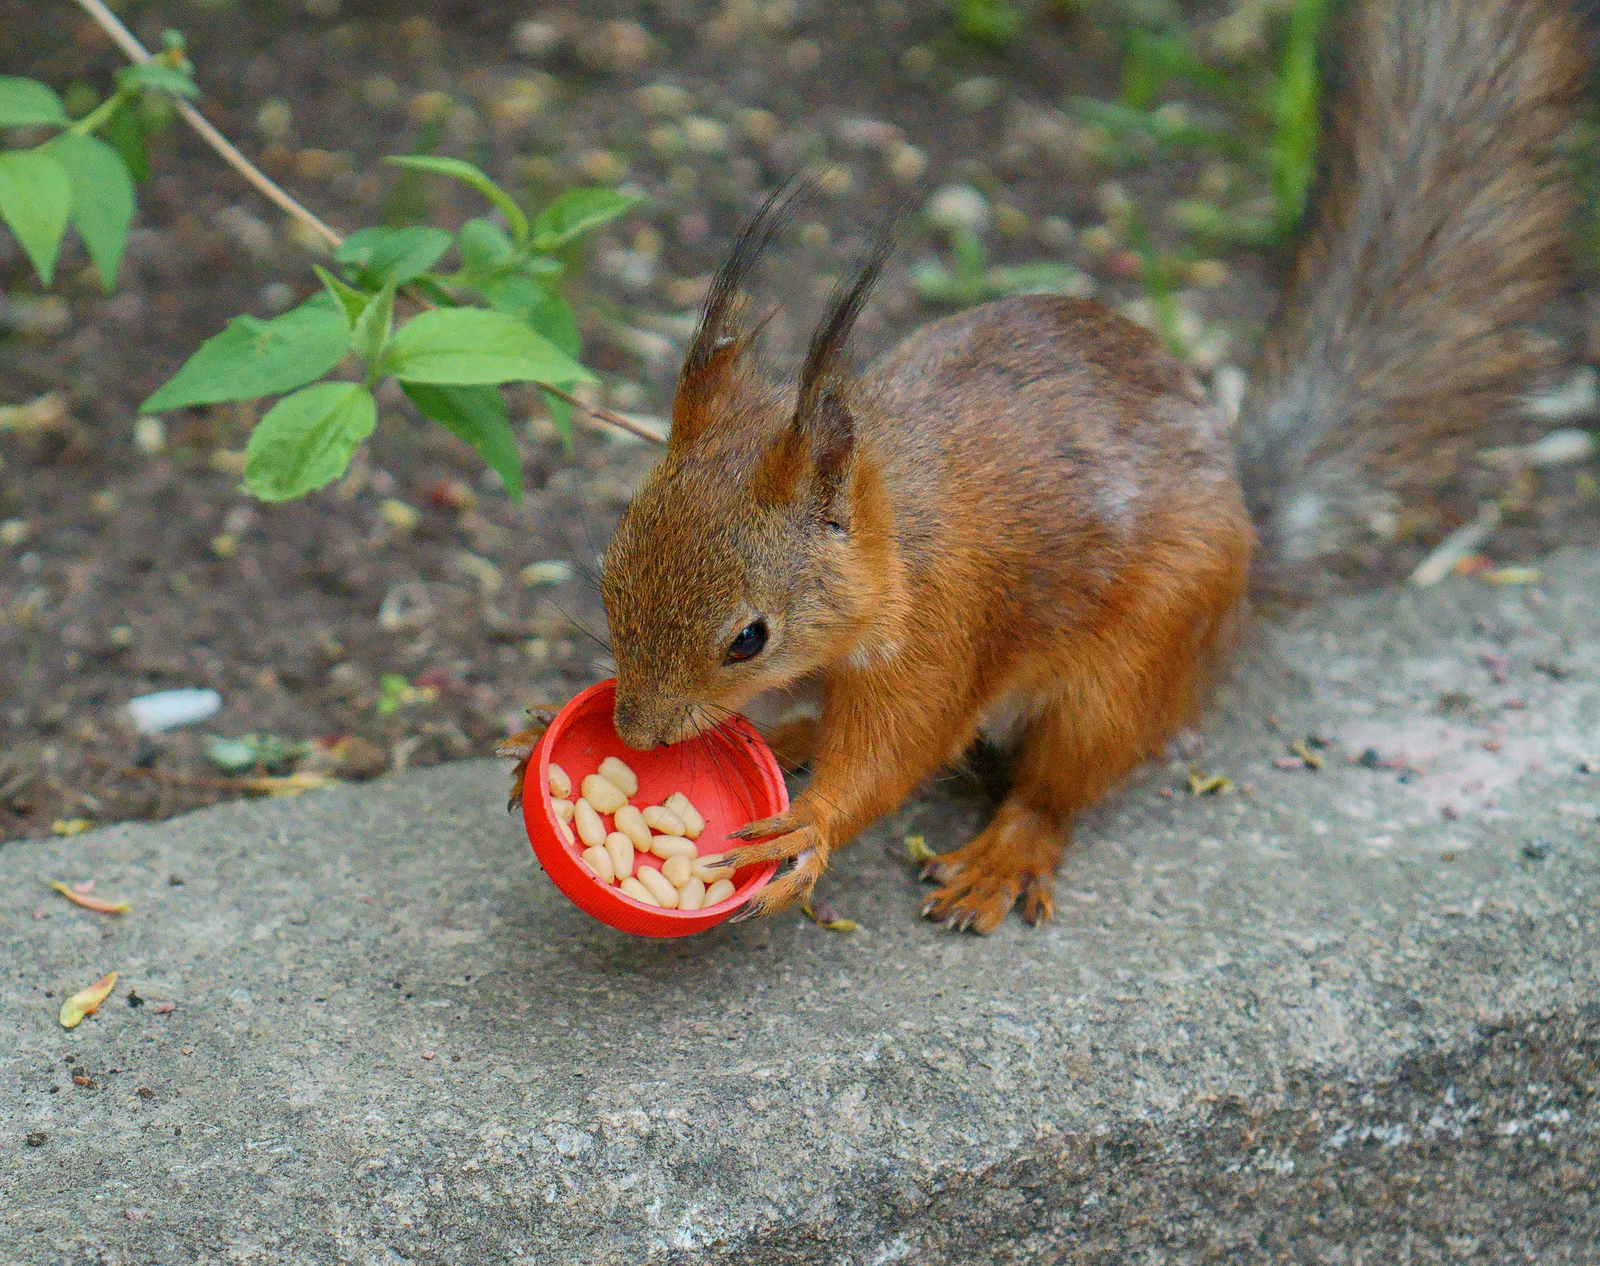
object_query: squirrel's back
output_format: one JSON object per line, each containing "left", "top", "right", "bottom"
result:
{"left": 1236, "top": 0, "right": 1588, "bottom": 579}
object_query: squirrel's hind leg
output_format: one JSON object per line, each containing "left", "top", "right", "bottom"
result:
{"left": 922, "top": 677, "right": 1156, "bottom": 933}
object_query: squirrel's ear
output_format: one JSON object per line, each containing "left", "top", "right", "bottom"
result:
{"left": 670, "top": 182, "right": 807, "bottom": 450}
{"left": 781, "top": 234, "right": 890, "bottom": 508}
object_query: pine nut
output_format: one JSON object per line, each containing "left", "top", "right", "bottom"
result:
{"left": 642, "top": 805, "right": 687, "bottom": 835}
{"left": 551, "top": 797, "right": 575, "bottom": 823}
{"left": 661, "top": 853, "right": 694, "bottom": 887}
{"left": 650, "top": 834, "right": 697, "bottom": 859}
{"left": 581, "top": 774, "right": 628, "bottom": 814}
{"left": 605, "top": 832, "right": 635, "bottom": 883}
{"left": 703, "top": 878, "right": 736, "bottom": 906}
{"left": 557, "top": 818, "right": 576, "bottom": 847}
{"left": 664, "top": 792, "right": 704, "bottom": 838}
{"left": 547, "top": 764, "right": 572, "bottom": 799}
{"left": 637, "top": 866, "right": 679, "bottom": 907}
{"left": 678, "top": 876, "right": 706, "bottom": 910}
{"left": 620, "top": 876, "right": 659, "bottom": 906}
{"left": 574, "top": 798, "right": 607, "bottom": 847}
{"left": 692, "top": 853, "right": 735, "bottom": 883}
{"left": 598, "top": 756, "right": 638, "bottom": 797}
{"left": 613, "top": 804, "right": 652, "bottom": 853}
{"left": 581, "top": 845, "right": 615, "bottom": 884}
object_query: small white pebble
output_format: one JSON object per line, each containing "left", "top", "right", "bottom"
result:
{"left": 581, "top": 845, "right": 616, "bottom": 884}
{"left": 620, "top": 876, "right": 659, "bottom": 906}
{"left": 703, "top": 878, "right": 736, "bottom": 907}
{"left": 581, "top": 774, "right": 628, "bottom": 814}
{"left": 637, "top": 866, "right": 680, "bottom": 907}
{"left": 598, "top": 756, "right": 639, "bottom": 797}
{"left": 574, "top": 798, "right": 607, "bottom": 847}
{"left": 126, "top": 688, "right": 222, "bottom": 735}
{"left": 547, "top": 763, "right": 572, "bottom": 799}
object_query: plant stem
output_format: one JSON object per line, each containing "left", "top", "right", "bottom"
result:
{"left": 70, "top": 0, "right": 669, "bottom": 448}
{"left": 69, "top": 88, "right": 127, "bottom": 138}
{"left": 70, "top": 0, "right": 342, "bottom": 249}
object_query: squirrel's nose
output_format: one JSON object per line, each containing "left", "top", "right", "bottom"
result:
{"left": 612, "top": 696, "right": 657, "bottom": 751}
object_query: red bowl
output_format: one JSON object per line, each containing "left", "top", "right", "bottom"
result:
{"left": 522, "top": 679, "right": 785, "bottom": 937}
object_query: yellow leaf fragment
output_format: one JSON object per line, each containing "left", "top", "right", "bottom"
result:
{"left": 800, "top": 903, "right": 859, "bottom": 933}
{"left": 1481, "top": 567, "right": 1542, "bottom": 586}
{"left": 904, "top": 834, "right": 938, "bottom": 864}
{"left": 240, "top": 772, "right": 338, "bottom": 797}
{"left": 52, "top": 818, "right": 93, "bottom": 837}
{"left": 1188, "top": 772, "right": 1234, "bottom": 796}
{"left": 1288, "top": 739, "right": 1325, "bottom": 770}
{"left": 49, "top": 882, "right": 130, "bottom": 915}
{"left": 59, "top": 971, "right": 118, "bottom": 1029}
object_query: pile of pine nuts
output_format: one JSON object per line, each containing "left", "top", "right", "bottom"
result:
{"left": 549, "top": 756, "right": 737, "bottom": 910}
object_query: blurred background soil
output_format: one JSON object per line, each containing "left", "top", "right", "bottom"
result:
{"left": 2, "top": 0, "right": 1595, "bottom": 842}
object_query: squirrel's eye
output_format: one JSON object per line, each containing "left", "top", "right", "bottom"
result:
{"left": 725, "top": 620, "right": 768, "bottom": 663}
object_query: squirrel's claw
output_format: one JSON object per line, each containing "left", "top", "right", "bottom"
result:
{"left": 730, "top": 840, "right": 827, "bottom": 920}
{"left": 726, "top": 811, "right": 799, "bottom": 842}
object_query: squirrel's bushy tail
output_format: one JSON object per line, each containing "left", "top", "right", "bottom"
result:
{"left": 1235, "top": 0, "right": 1589, "bottom": 575}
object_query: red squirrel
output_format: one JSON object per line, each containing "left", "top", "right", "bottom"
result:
{"left": 510, "top": 0, "right": 1587, "bottom": 933}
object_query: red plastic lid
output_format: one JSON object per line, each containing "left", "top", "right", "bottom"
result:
{"left": 521, "top": 679, "right": 784, "bottom": 937}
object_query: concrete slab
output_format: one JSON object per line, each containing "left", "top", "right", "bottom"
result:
{"left": 4, "top": 552, "right": 1599, "bottom": 1264}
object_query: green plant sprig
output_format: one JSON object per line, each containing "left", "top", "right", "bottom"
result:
{"left": 1, "top": 6, "right": 648, "bottom": 504}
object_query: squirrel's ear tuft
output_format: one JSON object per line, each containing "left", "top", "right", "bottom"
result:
{"left": 784, "top": 231, "right": 892, "bottom": 506}
{"left": 671, "top": 182, "right": 809, "bottom": 450}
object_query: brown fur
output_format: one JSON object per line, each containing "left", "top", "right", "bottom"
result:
{"left": 602, "top": 289, "right": 1252, "bottom": 931}
{"left": 1237, "top": 0, "right": 1586, "bottom": 580}
{"left": 518, "top": 0, "right": 1589, "bottom": 933}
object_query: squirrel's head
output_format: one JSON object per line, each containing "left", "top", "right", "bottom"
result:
{"left": 601, "top": 189, "right": 893, "bottom": 750}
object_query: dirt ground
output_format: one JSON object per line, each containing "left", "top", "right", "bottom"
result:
{"left": 2, "top": 0, "right": 1596, "bottom": 843}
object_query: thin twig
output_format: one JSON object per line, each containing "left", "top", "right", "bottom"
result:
{"left": 73, "top": 0, "right": 342, "bottom": 248}
{"left": 541, "top": 384, "right": 669, "bottom": 444}
{"left": 72, "top": 0, "right": 671, "bottom": 447}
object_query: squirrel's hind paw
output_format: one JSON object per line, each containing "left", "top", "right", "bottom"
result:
{"left": 920, "top": 806, "right": 1066, "bottom": 934}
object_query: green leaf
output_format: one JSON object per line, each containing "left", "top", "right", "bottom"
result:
{"left": 456, "top": 217, "right": 515, "bottom": 274}
{"left": 0, "top": 148, "right": 73, "bottom": 284}
{"left": 106, "top": 99, "right": 150, "bottom": 182}
{"left": 466, "top": 268, "right": 548, "bottom": 321}
{"left": 48, "top": 134, "right": 133, "bottom": 291}
{"left": 402, "top": 382, "right": 523, "bottom": 501}
{"left": 312, "top": 264, "right": 370, "bottom": 326}
{"left": 383, "top": 307, "right": 592, "bottom": 387}
{"left": 117, "top": 61, "right": 199, "bottom": 99}
{"left": 384, "top": 155, "right": 528, "bottom": 246}
{"left": 1270, "top": 0, "right": 1332, "bottom": 236}
{"left": 244, "top": 382, "right": 376, "bottom": 502}
{"left": 531, "top": 187, "right": 639, "bottom": 252}
{"left": 332, "top": 225, "right": 453, "bottom": 289}
{"left": 351, "top": 282, "right": 396, "bottom": 369}
{"left": 0, "top": 76, "right": 70, "bottom": 128}
{"left": 142, "top": 294, "right": 351, "bottom": 412}
{"left": 523, "top": 291, "right": 579, "bottom": 358}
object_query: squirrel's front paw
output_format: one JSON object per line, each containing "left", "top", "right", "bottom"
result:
{"left": 725, "top": 824, "right": 829, "bottom": 920}
{"left": 497, "top": 708, "right": 555, "bottom": 813}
